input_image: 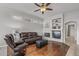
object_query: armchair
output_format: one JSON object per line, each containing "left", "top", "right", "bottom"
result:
{"left": 4, "top": 34, "right": 28, "bottom": 56}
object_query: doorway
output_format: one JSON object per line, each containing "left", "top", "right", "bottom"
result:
{"left": 65, "top": 21, "right": 77, "bottom": 45}
{"left": 65, "top": 21, "right": 77, "bottom": 55}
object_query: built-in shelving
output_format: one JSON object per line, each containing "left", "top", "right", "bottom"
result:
{"left": 43, "top": 14, "right": 64, "bottom": 42}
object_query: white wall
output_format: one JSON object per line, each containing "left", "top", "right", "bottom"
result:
{"left": 0, "top": 8, "right": 43, "bottom": 55}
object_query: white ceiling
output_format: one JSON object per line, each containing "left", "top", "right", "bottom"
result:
{"left": 0, "top": 3, "right": 79, "bottom": 20}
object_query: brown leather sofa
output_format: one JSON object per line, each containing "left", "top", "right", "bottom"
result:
{"left": 20, "top": 32, "right": 42, "bottom": 44}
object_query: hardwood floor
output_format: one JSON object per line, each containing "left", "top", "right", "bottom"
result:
{"left": 26, "top": 41, "right": 70, "bottom": 56}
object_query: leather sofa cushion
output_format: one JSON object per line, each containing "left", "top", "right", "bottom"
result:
{"left": 20, "top": 32, "right": 28, "bottom": 38}
{"left": 20, "top": 32, "right": 38, "bottom": 38}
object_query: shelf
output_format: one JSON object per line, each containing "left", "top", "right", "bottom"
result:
{"left": 51, "top": 29, "right": 61, "bottom": 31}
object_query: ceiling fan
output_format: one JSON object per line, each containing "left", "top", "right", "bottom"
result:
{"left": 34, "top": 3, "right": 53, "bottom": 14}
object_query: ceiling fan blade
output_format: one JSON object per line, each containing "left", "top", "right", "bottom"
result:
{"left": 46, "top": 8, "right": 53, "bottom": 11}
{"left": 34, "top": 3, "right": 40, "bottom": 7}
{"left": 34, "top": 9, "right": 40, "bottom": 12}
{"left": 46, "top": 3, "right": 51, "bottom": 6}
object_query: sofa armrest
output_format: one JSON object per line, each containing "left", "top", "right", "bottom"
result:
{"left": 14, "top": 43, "right": 28, "bottom": 52}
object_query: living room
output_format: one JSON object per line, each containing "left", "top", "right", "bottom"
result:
{"left": 0, "top": 3, "right": 79, "bottom": 56}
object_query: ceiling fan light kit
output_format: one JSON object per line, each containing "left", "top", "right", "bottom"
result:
{"left": 34, "top": 3, "right": 53, "bottom": 14}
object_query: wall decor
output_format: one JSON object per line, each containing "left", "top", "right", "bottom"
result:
{"left": 52, "top": 18, "right": 61, "bottom": 29}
